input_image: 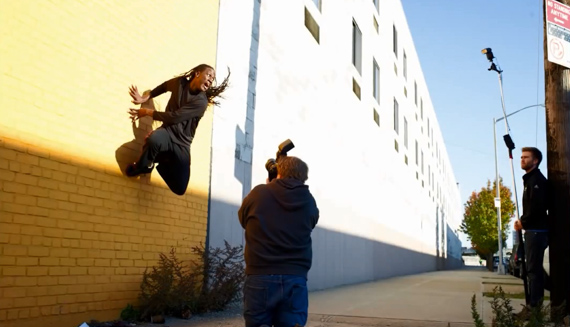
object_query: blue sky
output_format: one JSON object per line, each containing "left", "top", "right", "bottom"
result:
{"left": 400, "top": 0, "right": 548, "bottom": 249}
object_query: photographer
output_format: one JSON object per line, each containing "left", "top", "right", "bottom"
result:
{"left": 238, "top": 156, "right": 319, "bottom": 327}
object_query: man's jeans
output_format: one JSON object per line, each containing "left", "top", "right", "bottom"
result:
{"left": 243, "top": 274, "right": 308, "bottom": 327}
{"left": 524, "top": 231, "right": 549, "bottom": 307}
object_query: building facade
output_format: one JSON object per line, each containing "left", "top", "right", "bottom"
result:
{"left": 0, "top": 2, "right": 219, "bottom": 326}
{"left": 208, "top": 0, "right": 463, "bottom": 291}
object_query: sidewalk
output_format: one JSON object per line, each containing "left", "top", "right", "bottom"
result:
{"left": 162, "top": 266, "right": 534, "bottom": 327}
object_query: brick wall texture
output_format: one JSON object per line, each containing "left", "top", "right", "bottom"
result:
{"left": 0, "top": 1, "right": 220, "bottom": 326}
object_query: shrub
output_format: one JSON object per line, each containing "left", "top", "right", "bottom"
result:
{"left": 137, "top": 241, "right": 245, "bottom": 320}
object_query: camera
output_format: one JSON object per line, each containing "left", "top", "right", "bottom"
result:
{"left": 265, "top": 139, "right": 295, "bottom": 182}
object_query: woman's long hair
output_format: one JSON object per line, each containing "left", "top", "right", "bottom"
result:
{"left": 178, "top": 64, "right": 230, "bottom": 106}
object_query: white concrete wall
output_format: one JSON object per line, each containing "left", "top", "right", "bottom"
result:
{"left": 209, "top": 0, "right": 464, "bottom": 291}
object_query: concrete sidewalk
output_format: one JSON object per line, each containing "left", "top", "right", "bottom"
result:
{"left": 163, "top": 266, "right": 533, "bottom": 327}
{"left": 307, "top": 266, "right": 528, "bottom": 325}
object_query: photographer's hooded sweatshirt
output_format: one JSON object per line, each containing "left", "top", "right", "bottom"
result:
{"left": 238, "top": 178, "right": 319, "bottom": 278}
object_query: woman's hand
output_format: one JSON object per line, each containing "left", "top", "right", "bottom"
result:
{"left": 129, "top": 85, "right": 150, "bottom": 104}
{"left": 128, "top": 108, "right": 153, "bottom": 122}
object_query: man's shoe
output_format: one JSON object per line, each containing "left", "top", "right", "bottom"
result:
{"left": 125, "top": 163, "right": 154, "bottom": 177}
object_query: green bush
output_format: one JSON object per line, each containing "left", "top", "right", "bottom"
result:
{"left": 470, "top": 286, "right": 567, "bottom": 327}
{"left": 137, "top": 241, "right": 245, "bottom": 320}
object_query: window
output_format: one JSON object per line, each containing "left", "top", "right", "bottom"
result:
{"left": 404, "top": 86, "right": 407, "bottom": 97}
{"left": 393, "top": 24, "right": 398, "bottom": 57}
{"left": 313, "top": 0, "right": 322, "bottom": 11}
{"left": 373, "top": 108, "right": 380, "bottom": 126}
{"left": 428, "top": 165, "right": 431, "bottom": 185}
{"left": 403, "top": 51, "right": 407, "bottom": 80}
{"left": 420, "top": 98, "right": 423, "bottom": 119}
{"left": 373, "top": 59, "right": 380, "bottom": 103}
{"left": 304, "top": 8, "right": 320, "bottom": 43}
{"left": 421, "top": 151, "right": 424, "bottom": 174}
{"left": 404, "top": 118, "right": 408, "bottom": 148}
{"left": 427, "top": 118, "right": 430, "bottom": 137}
{"left": 373, "top": 16, "right": 379, "bottom": 33}
{"left": 395, "top": 140, "right": 399, "bottom": 152}
{"left": 414, "top": 81, "right": 418, "bottom": 106}
{"left": 373, "top": 0, "right": 379, "bottom": 12}
{"left": 415, "top": 140, "right": 419, "bottom": 165}
{"left": 352, "top": 20, "right": 362, "bottom": 74}
{"left": 352, "top": 78, "right": 361, "bottom": 99}
{"left": 393, "top": 98, "right": 399, "bottom": 134}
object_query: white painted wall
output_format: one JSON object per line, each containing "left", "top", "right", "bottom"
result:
{"left": 209, "top": 0, "right": 463, "bottom": 291}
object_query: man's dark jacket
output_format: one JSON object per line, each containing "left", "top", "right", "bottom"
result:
{"left": 238, "top": 178, "right": 319, "bottom": 278}
{"left": 521, "top": 168, "right": 549, "bottom": 231}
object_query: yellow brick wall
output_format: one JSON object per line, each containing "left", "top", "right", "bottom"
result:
{"left": 0, "top": 1, "right": 220, "bottom": 326}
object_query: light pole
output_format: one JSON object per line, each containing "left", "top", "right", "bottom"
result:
{"left": 493, "top": 104, "right": 545, "bottom": 275}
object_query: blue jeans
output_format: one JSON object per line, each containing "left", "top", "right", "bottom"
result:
{"left": 243, "top": 274, "right": 308, "bottom": 327}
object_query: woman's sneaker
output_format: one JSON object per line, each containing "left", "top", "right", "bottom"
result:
{"left": 125, "top": 162, "right": 154, "bottom": 177}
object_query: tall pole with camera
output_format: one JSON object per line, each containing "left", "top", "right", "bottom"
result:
{"left": 481, "top": 48, "right": 523, "bottom": 282}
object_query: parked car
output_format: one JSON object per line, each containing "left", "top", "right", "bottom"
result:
{"left": 493, "top": 255, "right": 508, "bottom": 271}
{"left": 509, "top": 242, "right": 523, "bottom": 277}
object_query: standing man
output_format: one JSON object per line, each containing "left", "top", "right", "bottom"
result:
{"left": 127, "top": 64, "right": 230, "bottom": 195}
{"left": 514, "top": 147, "right": 549, "bottom": 317}
{"left": 238, "top": 156, "right": 319, "bottom": 327}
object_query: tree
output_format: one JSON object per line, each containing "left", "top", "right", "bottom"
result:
{"left": 460, "top": 178, "right": 516, "bottom": 271}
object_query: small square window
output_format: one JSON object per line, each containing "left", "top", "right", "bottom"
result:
{"left": 373, "top": 108, "right": 380, "bottom": 126}
{"left": 353, "top": 78, "right": 361, "bottom": 99}
{"left": 304, "top": 8, "right": 320, "bottom": 43}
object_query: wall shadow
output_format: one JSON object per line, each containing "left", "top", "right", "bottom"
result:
{"left": 114, "top": 90, "right": 155, "bottom": 184}
{"left": 234, "top": 0, "right": 261, "bottom": 199}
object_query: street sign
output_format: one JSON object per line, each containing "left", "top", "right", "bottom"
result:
{"left": 546, "top": 0, "right": 570, "bottom": 69}
{"left": 494, "top": 197, "right": 501, "bottom": 208}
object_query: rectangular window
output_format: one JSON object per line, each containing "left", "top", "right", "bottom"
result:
{"left": 304, "top": 8, "right": 320, "bottom": 43}
{"left": 373, "top": 59, "right": 380, "bottom": 103}
{"left": 395, "top": 140, "right": 399, "bottom": 152}
{"left": 428, "top": 165, "right": 431, "bottom": 185}
{"left": 421, "top": 151, "right": 424, "bottom": 174}
{"left": 415, "top": 140, "right": 418, "bottom": 165}
{"left": 313, "top": 0, "right": 322, "bottom": 11}
{"left": 404, "top": 118, "right": 408, "bottom": 148}
{"left": 404, "top": 86, "right": 407, "bottom": 97}
{"left": 414, "top": 81, "right": 418, "bottom": 106}
{"left": 427, "top": 118, "right": 430, "bottom": 137}
{"left": 403, "top": 51, "right": 407, "bottom": 80}
{"left": 352, "top": 20, "right": 362, "bottom": 74}
{"left": 393, "top": 98, "right": 399, "bottom": 134}
{"left": 393, "top": 24, "right": 398, "bottom": 57}
{"left": 421, "top": 98, "right": 424, "bottom": 119}
{"left": 373, "top": 0, "right": 379, "bottom": 12}
{"left": 373, "top": 108, "right": 380, "bottom": 126}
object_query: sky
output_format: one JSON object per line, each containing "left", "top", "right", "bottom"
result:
{"left": 400, "top": 0, "right": 548, "bottom": 249}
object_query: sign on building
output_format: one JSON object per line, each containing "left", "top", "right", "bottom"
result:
{"left": 546, "top": 0, "right": 570, "bottom": 69}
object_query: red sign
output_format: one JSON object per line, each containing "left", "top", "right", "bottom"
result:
{"left": 546, "top": 0, "right": 570, "bottom": 30}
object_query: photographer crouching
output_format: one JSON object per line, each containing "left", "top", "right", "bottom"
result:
{"left": 238, "top": 141, "right": 319, "bottom": 327}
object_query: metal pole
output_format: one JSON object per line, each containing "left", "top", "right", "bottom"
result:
{"left": 493, "top": 118, "right": 504, "bottom": 274}
{"left": 497, "top": 72, "right": 521, "bottom": 222}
